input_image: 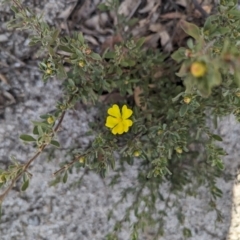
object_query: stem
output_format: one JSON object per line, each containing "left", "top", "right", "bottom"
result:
{"left": 0, "top": 109, "right": 66, "bottom": 203}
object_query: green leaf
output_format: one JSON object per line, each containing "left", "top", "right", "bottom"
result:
{"left": 171, "top": 47, "right": 186, "bottom": 63}
{"left": 58, "top": 45, "right": 73, "bottom": 53}
{"left": 135, "top": 37, "right": 145, "bottom": 48}
{"left": 78, "top": 33, "right": 84, "bottom": 44}
{"left": 172, "top": 92, "right": 184, "bottom": 102}
{"left": 183, "top": 228, "right": 192, "bottom": 238}
{"left": 21, "top": 179, "right": 29, "bottom": 191}
{"left": 68, "top": 78, "right": 75, "bottom": 87}
{"left": 179, "top": 104, "right": 188, "bottom": 117}
{"left": 179, "top": 20, "right": 201, "bottom": 40}
{"left": 90, "top": 52, "right": 102, "bottom": 60}
{"left": 62, "top": 172, "right": 68, "bottom": 184}
{"left": 50, "top": 140, "right": 60, "bottom": 148}
{"left": 33, "top": 126, "right": 39, "bottom": 135}
{"left": 126, "top": 156, "right": 134, "bottom": 166}
{"left": 212, "top": 134, "right": 223, "bottom": 141}
{"left": 51, "top": 29, "right": 60, "bottom": 43}
{"left": 31, "top": 121, "right": 50, "bottom": 128}
{"left": 103, "top": 51, "right": 115, "bottom": 59}
{"left": 37, "top": 126, "right": 44, "bottom": 136}
{"left": 110, "top": 157, "right": 115, "bottom": 170}
{"left": 11, "top": 6, "right": 19, "bottom": 14}
{"left": 116, "top": 66, "right": 123, "bottom": 75}
{"left": 97, "top": 3, "right": 109, "bottom": 11}
{"left": 120, "top": 61, "right": 129, "bottom": 67}
{"left": 234, "top": 69, "right": 240, "bottom": 87}
{"left": 57, "top": 64, "right": 67, "bottom": 79}
{"left": 40, "top": 114, "right": 49, "bottom": 119}
{"left": 20, "top": 134, "right": 36, "bottom": 142}
{"left": 215, "top": 160, "right": 224, "bottom": 170}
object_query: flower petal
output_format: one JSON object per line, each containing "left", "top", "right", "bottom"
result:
{"left": 108, "top": 104, "right": 121, "bottom": 118}
{"left": 122, "top": 105, "right": 133, "bottom": 119}
{"left": 112, "top": 122, "right": 124, "bottom": 135}
{"left": 123, "top": 119, "right": 133, "bottom": 132}
{"left": 105, "top": 116, "right": 118, "bottom": 128}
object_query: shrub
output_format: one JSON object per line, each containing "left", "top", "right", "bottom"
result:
{"left": 1, "top": 0, "right": 240, "bottom": 239}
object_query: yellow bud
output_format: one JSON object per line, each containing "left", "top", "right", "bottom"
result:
{"left": 185, "top": 49, "right": 192, "bottom": 58}
{"left": 47, "top": 63, "right": 52, "bottom": 68}
{"left": 175, "top": 147, "right": 183, "bottom": 154}
{"left": 60, "top": 105, "right": 65, "bottom": 110}
{"left": 0, "top": 175, "right": 6, "bottom": 183}
{"left": 236, "top": 92, "right": 240, "bottom": 98}
{"left": 124, "top": 80, "right": 129, "bottom": 84}
{"left": 78, "top": 61, "right": 85, "bottom": 68}
{"left": 133, "top": 151, "right": 140, "bottom": 157}
{"left": 79, "top": 156, "right": 85, "bottom": 163}
{"left": 183, "top": 96, "right": 191, "bottom": 104}
{"left": 47, "top": 116, "right": 54, "bottom": 124}
{"left": 157, "top": 130, "right": 163, "bottom": 135}
{"left": 204, "top": 30, "right": 209, "bottom": 36}
{"left": 85, "top": 48, "right": 92, "bottom": 55}
{"left": 46, "top": 69, "right": 52, "bottom": 75}
{"left": 190, "top": 62, "right": 207, "bottom": 78}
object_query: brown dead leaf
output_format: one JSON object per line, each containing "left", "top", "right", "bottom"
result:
{"left": 134, "top": 86, "right": 146, "bottom": 110}
{"left": 194, "top": 4, "right": 213, "bottom": 17}
{"left": 149, "top": 23, "right": 164, "bottom": 33}
{"left": 118, "top": 0, "right": 140, "bottom": 16}
{"left": 0, "top": 73, "right": 8, "bottom": 84}
{"left": 84, "top": 35, "right": 99, "bottom": 46}
{"left": 139, "top": 0, "right": 158, "bottom": 14}
{"left": 159, "top": 30, "right": 172, "bottom": 52}
{"left": 144, "top": 33, "right": 160, "bottom": 49}
{"left": 99, "top": 92, "right": 125, "bottom": 104}
{"left": 160, "top": 12, "right": 185, "bottom": 20}
{"left": 85, "top": 15, "right": 113, "bottom": 35}
{"left": 176, "top": 0, "right": 187, "bottom": 7}
{"left": 101, "top": 34, "right": 123, "bottom": 53}
{"left": 153, "top": 70, "right": 163, "bottom": 79}
{"left": 172, "top": 20, "right": 189, "bottom": 47}
{"left": 58, "top": 5, "right": 73, "bottom": 19}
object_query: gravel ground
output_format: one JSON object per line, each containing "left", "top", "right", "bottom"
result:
{"left": 0, "top": 1, "right": 240, "bottom": 240}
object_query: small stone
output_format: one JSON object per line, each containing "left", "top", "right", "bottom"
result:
{"left": 0, "top": 34, "right": 9, "bottom": 42}
{"left": 28, "top": 215, "right": 40, "bottom": 226}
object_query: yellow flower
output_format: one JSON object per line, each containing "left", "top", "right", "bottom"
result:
{"left": 190, "top": 62, "right": 207, "bottom": 78}
{"left": 105, "top": 104, "right": 133, "bottom": 135}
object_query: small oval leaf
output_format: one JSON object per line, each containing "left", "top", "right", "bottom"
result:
{"left": 179, "top": 104, "right": 189, "bottom": 117}
{"left": 62, "top": 172, "right": 68, "bottom": 184}
{"left": 212, "top": 134, "right": 223, "bottom": 142}
{"left": 20, "top": 134, "right": 36, "bottom": 142}
{"left": 21, "top": 179, "right": 29, "bottom": 191}
{"left": 50, "top": 140, "right": 60, "bottom": 148}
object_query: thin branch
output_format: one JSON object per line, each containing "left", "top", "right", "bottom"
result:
{"left": 0, "top": 110, "right": 67, "bottom": 203}
{"left": 53, "top": 153, "right": 85, "bottom": 176}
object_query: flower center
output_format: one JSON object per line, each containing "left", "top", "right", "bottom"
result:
{"left": 116, "top": 117, "right": 123, "bottom": 123}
